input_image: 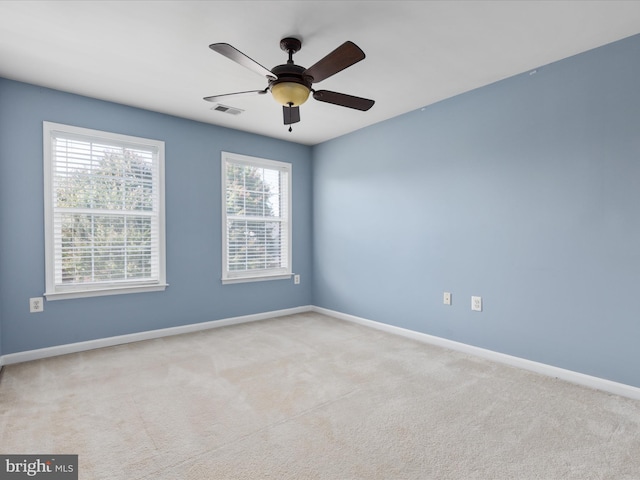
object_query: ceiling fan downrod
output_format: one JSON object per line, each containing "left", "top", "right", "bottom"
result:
{"left": 280, "top": 37, "right": 302, "bottom": 63}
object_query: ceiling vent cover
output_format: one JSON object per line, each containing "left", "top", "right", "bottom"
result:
{"left": 212, "top": 104, "right": 244, "bottom": 115}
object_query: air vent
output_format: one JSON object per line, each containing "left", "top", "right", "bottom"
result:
{"left": 211, "top": 104, "right": 244, "bottom": 115}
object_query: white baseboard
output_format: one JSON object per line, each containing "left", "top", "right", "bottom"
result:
{"left": 312, "top": 306, "right": 640, "bottom": 401}
{"left": 0, "top": 306, "right": 313, "bottom": 366}
{"left": 2, "top": 304, "right": 639, "bottom": 402}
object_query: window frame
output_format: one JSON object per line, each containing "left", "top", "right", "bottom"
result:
{"left": 43, "top": 121, "right": 167, "bottom": 300}
{"left": 221, "top": 151, "right": 292, "bottom": 284}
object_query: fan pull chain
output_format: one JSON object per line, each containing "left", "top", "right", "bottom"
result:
{"left": 287, "top": 102, "right": 294, "bottom": 132}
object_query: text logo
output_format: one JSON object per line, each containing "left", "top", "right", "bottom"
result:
{"left": 0, "top": 455, "right": 77, "bottom": 479}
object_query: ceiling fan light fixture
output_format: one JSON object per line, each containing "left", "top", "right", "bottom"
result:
{"left": 271, "top": 81, "right": 310, "bottom": 106}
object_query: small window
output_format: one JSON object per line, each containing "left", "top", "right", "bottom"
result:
{"left": 43, "top": 122, "right": 167, "bottom": 300}
{"left": 222, "top": 152, "right": 292, "bottom": 284}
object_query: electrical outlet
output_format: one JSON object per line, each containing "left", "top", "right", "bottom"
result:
{"left": 294, "top": 274, "right": 300, "bottom": 285}
{"left": 443, "top": 292, "right": 451, "bottom": 305}
{"left": 30, "top": 297, "right": 44, "bottom": 313}
{"left": 471, "top": 296, "right": 482, "bottom": 312}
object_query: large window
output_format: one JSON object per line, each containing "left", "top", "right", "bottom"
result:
{"left": 43, "top": 122, "right": 167, "bottom": 299}
{"left": 222, "top": 152, "right": 291, "bottom": 284}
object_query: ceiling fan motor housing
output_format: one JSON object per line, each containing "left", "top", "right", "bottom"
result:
{"left": 269, "top": 63, "right": 313, "bottom": 106}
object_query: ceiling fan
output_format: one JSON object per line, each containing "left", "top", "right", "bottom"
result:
{"left": 204, "top": 37, "right": 375, "bottom": 131}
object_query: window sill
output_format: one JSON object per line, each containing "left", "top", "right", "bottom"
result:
{"left": 222, "top": 274, "right": 292, "bottom": 285}
{"left": 44, "top": 283, "right": 169, "bottom": 301}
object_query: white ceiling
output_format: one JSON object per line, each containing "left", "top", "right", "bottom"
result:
{"left": 1, "top": 1, "right": 640, "bottom": 146}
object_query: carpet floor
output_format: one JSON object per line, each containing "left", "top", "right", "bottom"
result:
{"left": 1, "top": 312, "right": 640, "bottom": 479}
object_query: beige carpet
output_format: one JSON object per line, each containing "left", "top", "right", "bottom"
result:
{"left": 1, "top": 312, "right": 640, "bottom": 479}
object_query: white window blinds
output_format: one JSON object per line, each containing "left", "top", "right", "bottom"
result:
{"left": 222, "top": 152, "right": 292, "bottom": 283}
{"left": 43, "top": 122, "right": 166, "bottom": 299}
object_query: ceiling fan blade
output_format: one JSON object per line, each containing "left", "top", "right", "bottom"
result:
{"left": 313, "top": 90, "right": 375, "bottom": 111}
{"left": 209, "top": 43, "right": 275, "bottom": 80}
{"left": 303, "top": 41, "right": 365, "bottom": 83}
{"left": 203, "top": 89, "right": 268, "bottom": 102}
{"left": 283, "top": 105, "right": 301, "bottom": 125}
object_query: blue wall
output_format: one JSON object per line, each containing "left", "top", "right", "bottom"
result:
{"left": 313, "top": 34, "right": 640, "bottom": 388}
{"left": 3, "top": 33, "right": 640, "bottom": 389}
{"left": 0, "top": 79, "right": 313, "bottom": 354}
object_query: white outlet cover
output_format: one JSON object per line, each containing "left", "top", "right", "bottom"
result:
{"left": 471, "top": 296, "right": 482, "bottom": 312}
{"left": 30, "top": 297, "right": 44, "bottom": 313}
{"left": 443, "top": 292, "right": 451, "bottom": 305}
